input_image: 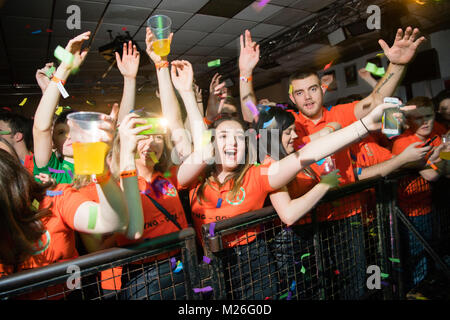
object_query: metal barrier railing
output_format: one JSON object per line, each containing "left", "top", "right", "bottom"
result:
{"left": 0, "top": 227, "right": 201, "bottom": 300}
{"left": 1, "top": 172, "right": 448, "bottom": 300}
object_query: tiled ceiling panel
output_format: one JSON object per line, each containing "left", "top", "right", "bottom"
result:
{"left": 213, "top": 18, "right": 258, "bottom": 35}
{"left": 233, "top": 3, "right": 284, "bottom": 22}
{"left": 197, "top": 0, "right": 253, "bottom": 18}
{"left": 158, "top": 0, "right": 210, "bottom": 14}
{"left": 182, "top": 14, "right": 228, "bottom": 32}
{"left": 264, "top": 7, "right": 310, "bottom": 26}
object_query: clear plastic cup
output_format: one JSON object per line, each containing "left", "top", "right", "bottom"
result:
{"left": 67, "top": 112, "right": 110, "bottom": 175}
{"left": 322, "top": 156, "right": 336, "bottom": 174}
{"left": 133, "top": 110, "right": 168, "bottom": 135}
{"left": 147, "top": 15, "right": 172, "bottom": 57}
{"left": 440, "top": 134, "right": 450, "bottom": 160}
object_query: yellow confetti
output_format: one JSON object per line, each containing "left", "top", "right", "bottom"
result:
{"left": 288, "top": 85, "right": 293, "bottom": 95}
{"left": 376, "top": 53, "right": 385, "bottom": 57}
{"left": 86, "top": 100, "right": 95, "bottom": 106}
{"left": 31, "top": 199, "right": 40, "bottom": 211}
{"left": 19, "top": 98, "right": 27, "bottom": 106}
{"left": 55, "top": 106, "right": 63, "bottom": 116}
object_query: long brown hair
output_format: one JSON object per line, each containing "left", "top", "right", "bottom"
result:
{"left": 0, "top": 150, "right": 52, "bottom": 272}
{"left": 196, "top": 115, "right": 256, "bottom": 204}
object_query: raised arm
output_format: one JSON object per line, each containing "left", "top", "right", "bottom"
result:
{"left": 116, "top": 41, "right": 140, "bottom": 123}
{"left": 239, "top": 30, "right": 259, "bottom": 123}
{"left": 70, "top": 110, "right": 129, "bottom": 234}
{"left": 267, "top": 103, "right": 416, "bottom": 189}
{"left": 33, "top": 31, "right": 90, "bottom": 168}
{"left": 270, "top": 170, "right": 340, "bottom": 226}
{"left": 145, "top": 27, "right": 191, "bottom": 160}
{"left": 205, "top": 73, "right": 226, "bottom": 122}
{"left": 35, "top": 62, "right": 55, "bottom": 94}
{"left": 353, "top": 27, "right": 426, "bottom": 120}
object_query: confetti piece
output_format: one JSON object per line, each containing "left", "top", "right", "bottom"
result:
{"left": 357, "top": 167, "right": 362, "bottom": 175}
{"left": 209, "top": 222, "right": 216, "bottom": 237}
{"left": 46, "top": 66, "right": 56, "bottom": 78}
{"left": 253, "top": 162, "right": 260, "bottom": 167}
{"left": 263, "top": 117, "right": 274, "bottom": 129}
{"left": 301, "top": 253, "right": 310, "bottom": 260}
{"left": 380, "top": 273, "right": 389, "bottom": 278}
{"left": 32, "top": 30, "right": 42, "bottom": 34}
{"left": 0, "top": 130, "right": 11, "bottom": 135}
{"left": 258, "top": 0, "right": 271, "bottom": 7}
{"left": 376, "top": 53, "right": 385, "bottom": 57}
{"left": 389, "top": 257, "right": 400, "bottom": 263}
{"left": 300, "top": 265, "right": 306, "bottom": 274}
{"left": 264, "top": 297, "right": 271, "bottom": 300}
{"left": 149, "top": 152, "right": 159, "bottom": 164}
{"left": 86, "top": 100, "right": 95, "bottom": 106}
{"left": 170, "top": 257, "right": 177, "bottom": 268}
{"left": 290, "top": 281, "right": 296, "bottom": 291}
{"left": 55, "top": 106, "right": 64, "bottom": 116}
{"left": 334, "top": 270, "right": 340, "bottom": 275}
{"left": 54, "top": 45, "right": 74, "bottom": 66}
{"left": 362, "top": 154, "right": 366, "bottom": 162}
{"left": 19, "top": 98, "right": 27, "bottom": 106}
{"left": 324, "top": 60, "right": 333, "bottom": 70}
{"left": 374, "top": 67, "right": 385, "bottom": 77}
{"left": 1, "top": 107, "right": 12, "bottom": 112}
{"left": 121, "top": 27, "right": 127, "bottom": 31}
{"left": 193, "top": 286, "right": 213, "bottom": 293}
{"left": 207, "top": 59, "right": 221, "bottom": 67}
{"left": 245, "top": 101, "right": 259, "bottom": 117}
{"left": 202, "top": 130, "right": 212, "bottom": 146}
{"left": 56, "top": 81, "right": 69, "bottom": 99}
{"left": 287, "top": 291, "right": 292, "bottom": 300}
{"left": 66, "top": 169, "right": 73, "bottom": 179}
{"left": 88, "top": 206, "right": 98, "bottom": 230}
{"left": 415, "top": 0, "right": 426, "bottom": 5}
{"left": 216, "top": 198, "right": 223, "bottom": 208}
{"left": 365, "top": 62, "right": 378, "bottom": 73}
{"left": 415, "top": 296, "right": 428, "bottom": 300}
{"left": 279, "top": 292, "right": 289, "bottom": 299}
{"left": 288, "top": 85, "right": 293, "bottom": 95}
{"left": 31, "top": 199, "right": 40, "bottom": 211}
{"left": 46, "top": 29, "right": 53, "bottom": 33}
{"left": 163, "top": 171, "right": 171, "bottom": 178}
{"left": 173, "top": 261, "right": 183, "bottom": 273}
{"left": 48, "top": 167, "right": 66, "bottom": 174}
{"left": 203, "top": 256, "right": 211, "bottom": 264}
{"left": 46, "top": 190, "right": 63, "bottom": 197}
{"left": 316, "top": 158, "right": 325, "bottom": 166}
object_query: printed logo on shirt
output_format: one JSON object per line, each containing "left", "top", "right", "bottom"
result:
{"left": 153, "top": 178, "right": 177, "bottom": 198}
{"left": 32, "top": 230, "right": 51, "bottom": 255}
{"left": 363, "top": 144, "right": 374, "bottom": 156}
{"left": 225, "top": 187, "right": 246, "bottom": 205}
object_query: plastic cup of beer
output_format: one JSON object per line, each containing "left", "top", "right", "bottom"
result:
{"left": 440, "top": 134, "right": 450, "bottom": 160}
{"left": 133, "top": 110, "right": 168, "bottom": 135}
{"left": 147, "top": 15, "right": 172, "bottom": 57}
{"left": 67, "top": 112, "right": 110, "bottom": 175}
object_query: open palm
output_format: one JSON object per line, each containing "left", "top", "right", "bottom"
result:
{"left": 239, "top": 29, "right": 260, "bottom": 73}
{"left": 378, "top": 27, "right": 426, "bottom": 65}
{"left": 64, "top": 31, "right": 91, "bottom": 70}
{"left": 116, "top": 41, "right": 140, "bottom": 78}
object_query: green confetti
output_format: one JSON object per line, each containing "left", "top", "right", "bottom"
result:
{"left": 279, "top": 292, "right": 289, "bottom": 299}
{"left": 253, "top": 162, "right": 261, "bottom": 167}
{"left": 374, "top": 67, "right": 385, "bottom": 77}
{"left": 301, "top": 253, "right": 310, "bottom": 260}
{"left": 0, "top": 130, "right": 11, "bottom": 135}
{"left": 54, "top": 45, "right": 74, "bottom": 66}
{"left": 380, "top": 273, "right": 389, "bottom": 278}
{"left": 300, "top": 265, "right": 306, "bottom": 274}
{"left": 388, "top": 257, "right": 400, "bottom": 263}
{"left": 365, "top": 62, "right": 378, "bottom": 73}
{"left": 207, "top": 59, "right": 221, "bottom": 67}
{"left": 88, "top": 206, "right": 98, "bottom": 230}
{"left": 45, "top": 66, "right": 56, "bottom": 78}
{"left": 164, "top": 171, "right": 172, "bottom": 178}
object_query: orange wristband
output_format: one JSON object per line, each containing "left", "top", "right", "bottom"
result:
{"left": 120, "top": 170, "right": 137, "bottom": 179}
{"left": 93, "top": 171, "right": 111, "bottom": 184}
{"left": 240, "top": 75, "right": 252, "bottom": 82}
{"left": 155, "top": 61, "right": 169, "bottom": 70}
{"left": 51, "top": 76, "right": 66, "bottom": 85}
{"left": 203, "top": 117, "right": 213, "bottom": 126}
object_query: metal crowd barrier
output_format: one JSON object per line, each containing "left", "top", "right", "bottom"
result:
{"left": 0, "top": 172, "right": 449, "bottom": 300}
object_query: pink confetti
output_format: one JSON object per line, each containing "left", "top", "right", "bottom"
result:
{"left": 122, "top": 27, "right": 127, "bottom": 31}
{"left": 245, "top": 101, "right": 259, "bottom": 117}
{"left": 258, "top": 0, "right": 271, "bottom": 7}
{"left": 203, "top": 256, "right": 211, "bottom": 264}
{"left": 193, "top": 286, "right": 213, "bottom": 293}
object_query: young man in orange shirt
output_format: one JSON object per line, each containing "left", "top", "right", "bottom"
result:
{"left": 238, "top": 26, "right": 426, "bottom": 299}
{"left": 392, "top": 96, "right": 447, "bottom": 292}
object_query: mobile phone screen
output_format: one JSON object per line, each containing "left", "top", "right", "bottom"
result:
{"left": 382, "top": 107, "right": 400, "bottom": 134}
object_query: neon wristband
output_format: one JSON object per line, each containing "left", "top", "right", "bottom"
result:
{"left": 120, "top": 170, "right": 137, "bottom": 179}
{"left": 51, "top": 76, "right": 66, "bottom": 85}
{"left": 92, "top": 171, "right": 111, "bottom": 184}
{"left": 155, "top": 61, "right": 169, "bottom": 70}
{"left": 240, "top": 75, "right": 252, "bottom": 82}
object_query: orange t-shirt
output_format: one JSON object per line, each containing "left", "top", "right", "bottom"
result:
{"left": 350, "top": 135, "right": 393, "bottom": 169}
{"left": 23, "top": 153, "right": 34, "bottom": 174}
{"left": 392, "top": 129, "right": 442, "bottom": 217}
{"left": 189, "top": 163, "right": 277, "bottom": 248}
{"left": 434, "top": 121, "right": 447, "bottom": 136}
{"left": 0, "top": 184, "right": 91, "bottom": 298}
{"left": 288, "top": 102, "right": 364, "bottom": 221}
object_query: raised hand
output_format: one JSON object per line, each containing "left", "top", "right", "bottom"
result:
{"left": 145, "top": 27, "right": 173, "bottom": 64}
{"left": 171, "top": 60, "right": 194, "bottom": 93}
{"left": 362, "top": 103, "right": 417, "bottom": 131}
{"left": 35, "top": 63, "right": 54, "bottom": 93}
{"left": 116, "top": 41, "right": 140, "bottom": 79}
{"left": 63, "top": 31, "right": 91, "bottom": 71}
{"left": 239, "top": 29, "right": 260, "bottom": 74}
{"left": 118, "top": 113, "right": 152, "bottom": 155}
{"left": 378, "top": 27, "right": 426, "bottom": 65}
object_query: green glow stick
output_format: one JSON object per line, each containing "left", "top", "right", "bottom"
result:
{"left": 380, "top": 272, "right": 389, "bottom": 278}
{"left": 301, "top": 253, "right": 310, "bottom": 260}
{"left": 54, "top": 45, "right": 74, "bottom": 66}
{"left": 46, "top": 66, "right": 56, "bottom": 78}
{"left": 389, "top": 257, "right": 400, "bottom": 263}
{"left": 374, "top": 67, "right": 385, "bottom": 77}
{"left": 207, "top": 59, "right": 221, "bottom": 67}
{"left": 279, "top": 292, "right": 289, "bottom": 299}
{"left": 88, "top": 206, "right": 98, "bottom": 230}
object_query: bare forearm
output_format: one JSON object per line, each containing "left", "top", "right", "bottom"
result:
{"left": 118, "top": 77, "right": 136, "bottom": 123}
{"left": 239, "top": 70, "right": 257, "bottom": 123}
{"left": 357, "top": 155, "right": 403, "bottom": 180}
{"left": 180, "top": 90, "right": 206, "bottom": 152}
